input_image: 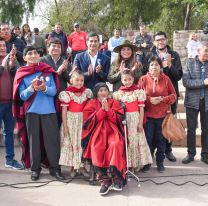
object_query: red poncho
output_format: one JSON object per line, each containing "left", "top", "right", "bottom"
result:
{"left": 13, "top": 62, "right": 60, "bottom": 168}
{"left": 82, "top": 98, "right": 126, "bottom": 180}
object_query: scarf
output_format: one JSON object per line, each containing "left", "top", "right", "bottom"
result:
{"left": 66, "top": 86, "right": 86, "bottom": 93}
{"left": 119, "top": 84, "right": 138, "bottom": 92}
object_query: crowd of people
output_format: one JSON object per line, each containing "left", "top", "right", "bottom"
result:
{"left": 1, "top": 21, "right": 208, "bottom": 196}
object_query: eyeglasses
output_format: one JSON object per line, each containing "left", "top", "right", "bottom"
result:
{"left": 155, "top": 38, "right": 166, "bottom": 42}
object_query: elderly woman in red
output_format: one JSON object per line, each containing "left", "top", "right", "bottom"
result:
{"left": 81, "top": 83, "right": 126, "bottom": 196}
{"left": 138, "top": 56, "right": 176, "bottom": 172}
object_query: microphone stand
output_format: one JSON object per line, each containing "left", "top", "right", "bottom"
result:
{"left": 122, "top": 117, "right": 141, "bottom": 187}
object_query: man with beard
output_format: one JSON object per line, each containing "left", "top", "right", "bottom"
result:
{"left": 0, "top": 23, "right": 25, "bottom": 65}
{"left": 143, "top": 31, "right": 183, "bottom": 164}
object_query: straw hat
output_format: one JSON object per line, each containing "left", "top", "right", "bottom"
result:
{"left": 113, "top": 39, "right": 139, "bottom": 53}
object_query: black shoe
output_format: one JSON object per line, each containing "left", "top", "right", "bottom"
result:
{"left": 141, "top": 164, "right": 151, "bottom": 173}
{"left": 157, "top": 162, "right": 165, "bottom": 173}
{"left": 201, "top": 156, "right": 208, "bottom": 164}
{"left": 50, "top": 171, "right": 65, "bottom": 181}
{"left": 31, "top": 171, "right": 40, "bottom": 181}
{"left": 113, "top": 180, "right": 123, "bottom": 191}
{"left": 182, "top": 155, "right": 194, "bottom": 164}
{"left": 166, "top": 152, "right": 176, "bottom": 162}
{"left": 99, "top": 184, "right": 112, "bottom": 195}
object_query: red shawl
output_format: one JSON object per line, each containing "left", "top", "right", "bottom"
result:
{"left": 82, "top": 98, "right": 126, "bottom": 180}
{"left": 66, "top": 86, "right": 86, "bottom": 93}
{"left": 119, "top": 84, "right": 138, "bottom": 92}
{"left": 13, "top": 62, "right": 60, "bottom": 169}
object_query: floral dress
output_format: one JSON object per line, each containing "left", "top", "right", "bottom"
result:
{"left": 58, "top": 89, "right": 92, "bottom": 168}
{"left": 113, "top": 89, "right": 152, "bottom": 169}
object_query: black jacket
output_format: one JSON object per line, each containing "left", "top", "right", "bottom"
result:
{"left": 39, "top": 55, "right": 72, "bottom": 91}
{"left": 6, "top": 34, "right": 26, "bottom": 66}
{"left": 143, "top": 45, "right": 183, "bottom": 97}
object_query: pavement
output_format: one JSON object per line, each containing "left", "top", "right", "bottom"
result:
{"left": 0, "top": 146, "right": 208, "bottom": 206}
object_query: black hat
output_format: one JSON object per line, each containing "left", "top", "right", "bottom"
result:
{"left": 113, "top": 39, "right": 139, "bottom": 53}
{"left": 93, "top": 83, "right": 109, "bottom": 98}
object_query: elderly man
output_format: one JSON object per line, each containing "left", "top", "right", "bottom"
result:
{"left": 182, "top": 43, "right": 208, "bottom": 164}
{"left": 0, "top": 37, "right": 23, "bottom": 170}
{"left": 0, "top": 23, "right": 25, "bottom": 65}
{"left": 68, "top": 22, "right": 87, "bottom": 63}
{"left": 73, "top": 32, "right": 110, "bottom": 90}
{"left": 13, "top": 46, "right": 64, "bottom": 181}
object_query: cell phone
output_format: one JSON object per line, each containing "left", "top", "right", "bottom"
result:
{"left": 66, "top": 54, "right": 71, "bottom": 62}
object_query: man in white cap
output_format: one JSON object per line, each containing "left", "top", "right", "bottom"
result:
{"left": 68, "top": 22, "right": 87, "bottom": 63}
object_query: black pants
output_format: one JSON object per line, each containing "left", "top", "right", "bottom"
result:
{"left": 145, "top": 117, "right": 166, "bottom": 162}
{"left": 186, "top": 99, "right": 208, "bottom": 157}
{"left": 26, "top": 113, "right": 60, "bottom": 172}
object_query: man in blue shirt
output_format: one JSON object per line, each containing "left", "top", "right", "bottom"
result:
{"left": 13, "top": 46, "right": 64, "bottom": 181}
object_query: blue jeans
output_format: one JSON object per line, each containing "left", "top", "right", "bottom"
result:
{"left": 144, "top": 117, "right": 166, "bottom": 162}
{"left": 0, "top": 102, "right": 15, "bottom": 162}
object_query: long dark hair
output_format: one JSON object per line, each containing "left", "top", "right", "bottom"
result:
{"left": 114, "top": 47, "right": 137, "bottom": 71}
{"left": 21, "top": 23, "right": 32, "bottom": 37}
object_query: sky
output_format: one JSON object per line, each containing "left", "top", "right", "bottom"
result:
{"left": 27, "top": 0, "right": 52, "bottom": 31}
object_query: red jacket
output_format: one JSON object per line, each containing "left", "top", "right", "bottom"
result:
{"left": 138, "top": 72, "right": 176, "bottom": 118}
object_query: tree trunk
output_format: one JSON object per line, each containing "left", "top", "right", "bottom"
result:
{"left": 184, "top": 4, "right": 192, "bottom": 30}
{"left": 54, "top": 0, "right": 60, "bottom": 17}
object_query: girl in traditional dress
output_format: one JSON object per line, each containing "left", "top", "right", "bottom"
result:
{"left": 113, "top": 69, "right": 152, "bottom": 172}
{"left": 59, "top": 70, "right": 93, "bottom": 177}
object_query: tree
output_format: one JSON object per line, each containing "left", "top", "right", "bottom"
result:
{"left": 181, "top": 0, "right": 208, "bottom": 30}
{"left": 0, "top": 0, "right": 37, "bottom": 25}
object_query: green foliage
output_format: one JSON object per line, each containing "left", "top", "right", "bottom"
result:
{"left": 46, "top": 0, "right": 162, "bottom": 37}
{"left": 47, "top": 0, "right": 100, "bottom": 34}
{"left": 0, "top": 0, "right": 36, "bottom": 25}
{"left": 42, "top": 0, "right": 208, "bottom": 41}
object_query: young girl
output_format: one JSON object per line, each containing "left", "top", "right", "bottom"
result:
{"left": 113, "top": 69, "right": 152, "bottom": 172}
{"left": 59, "top": 70, "right": 93, "bottom": 177}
